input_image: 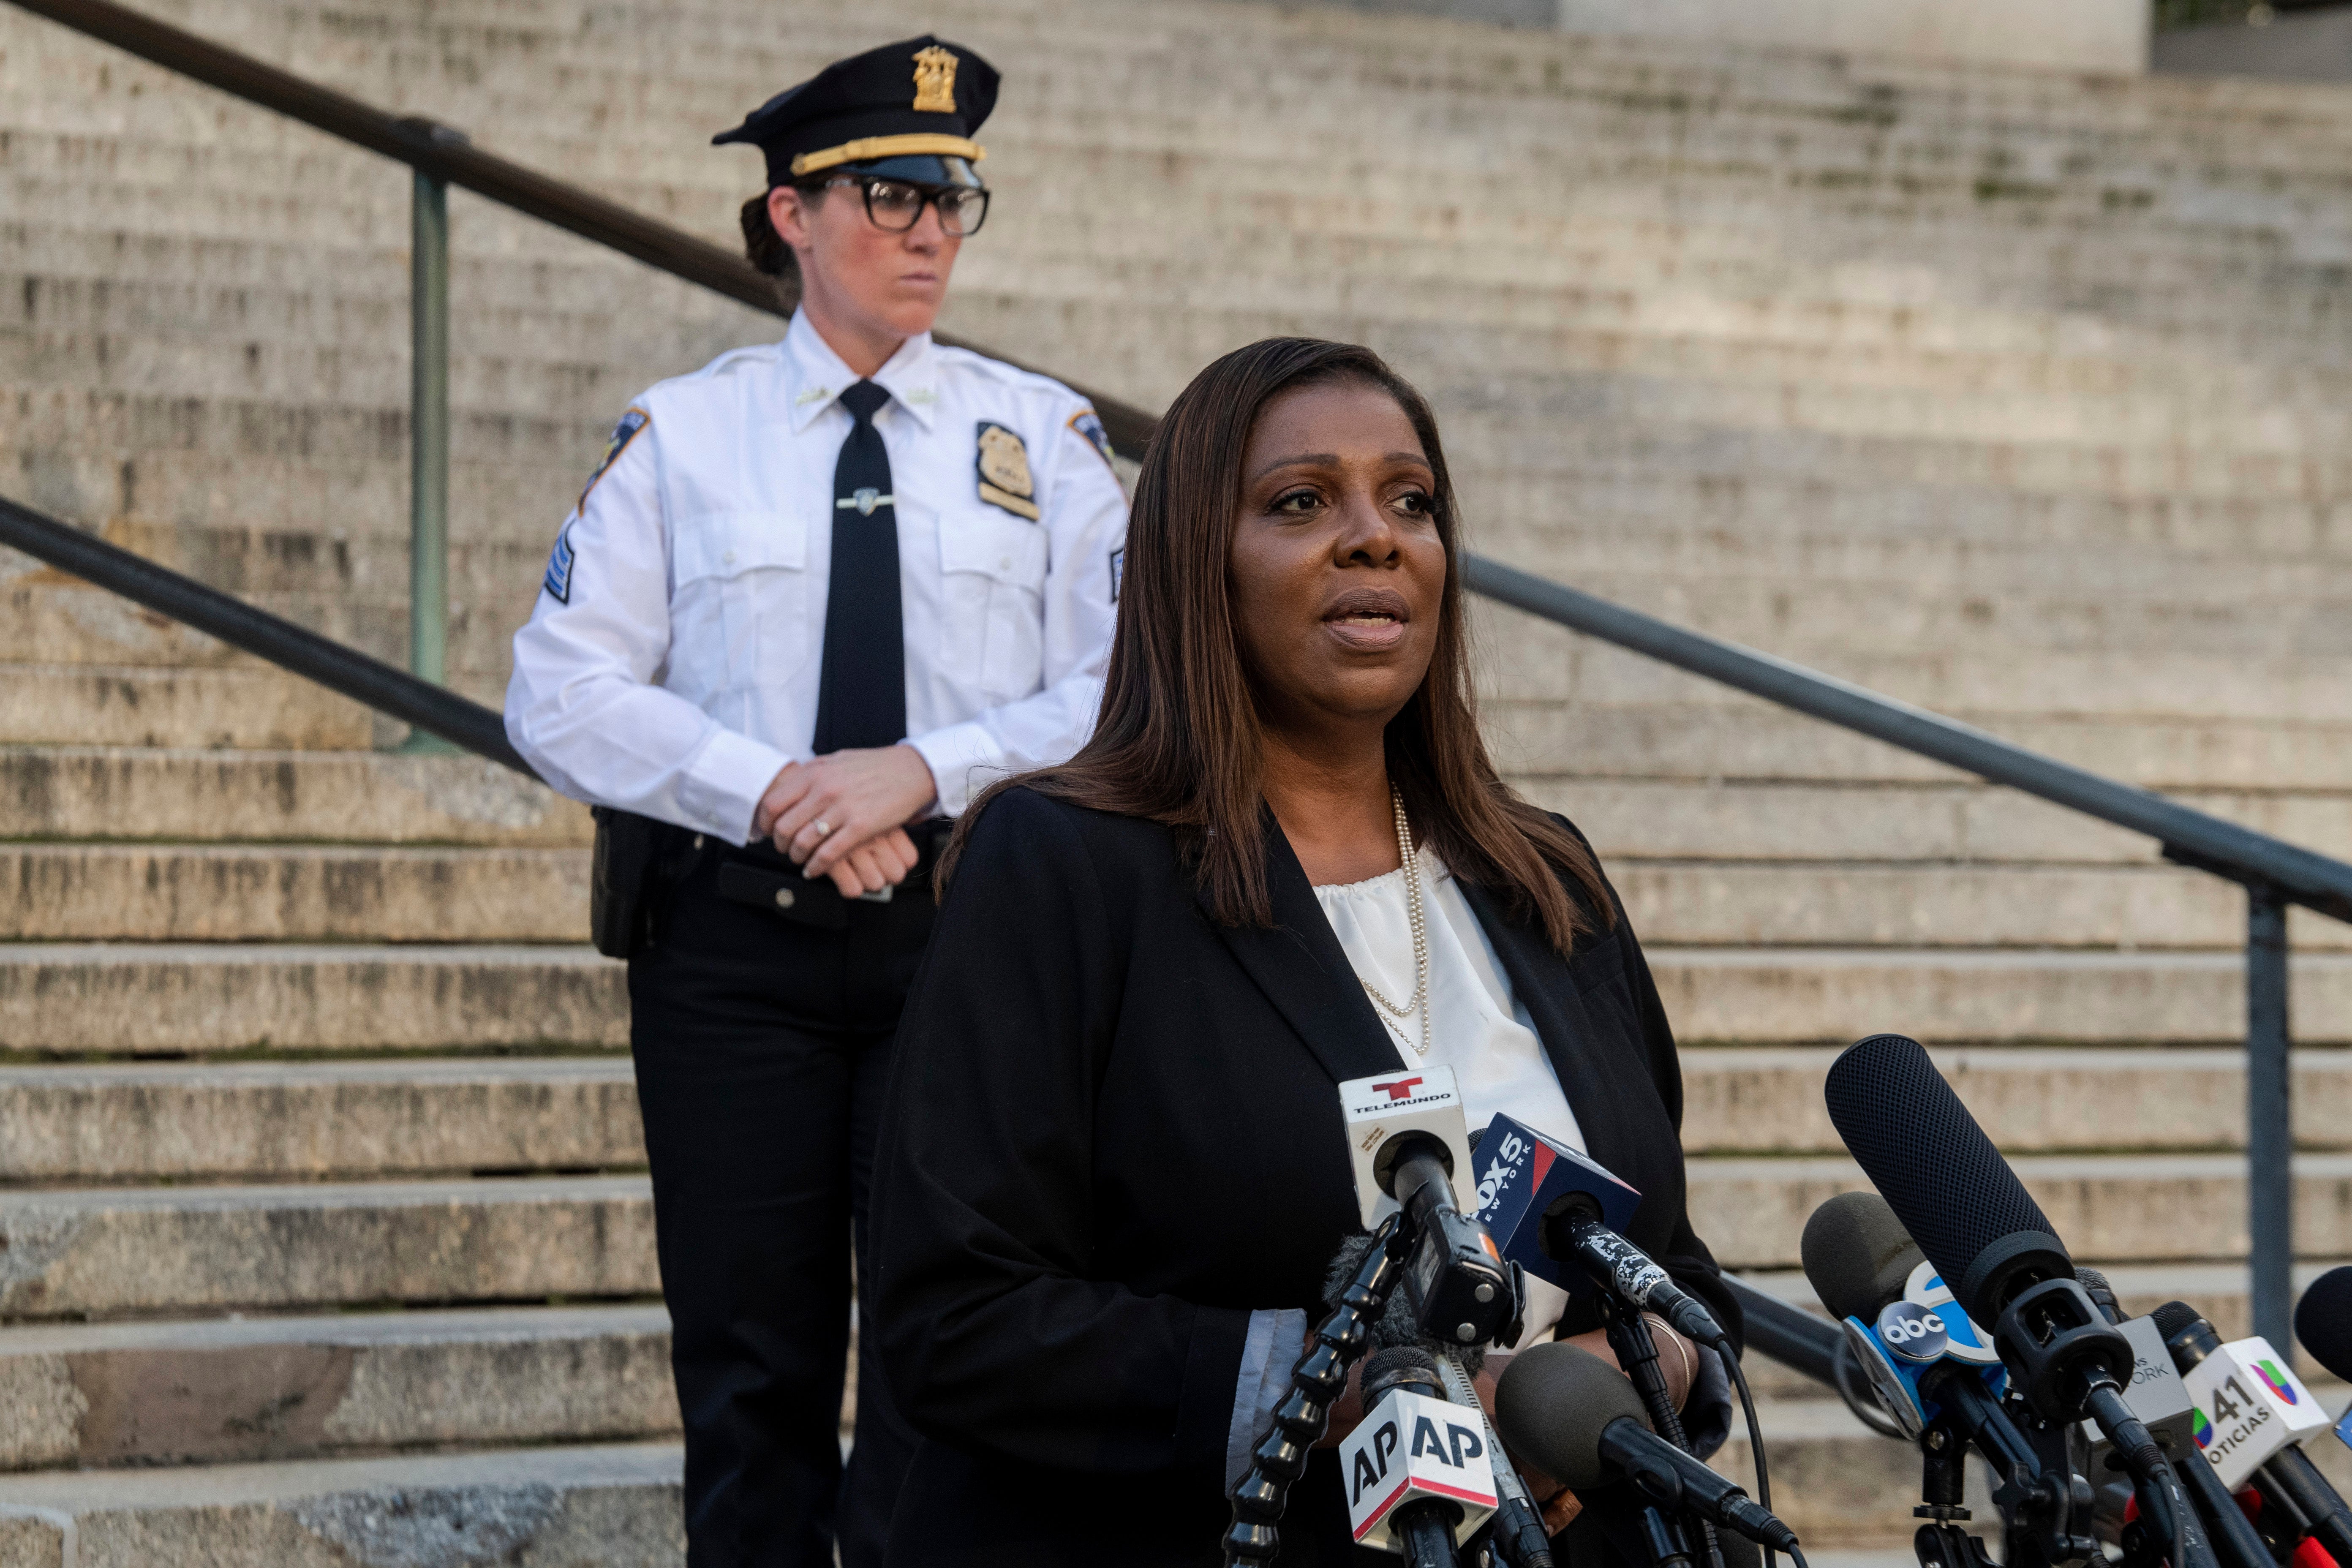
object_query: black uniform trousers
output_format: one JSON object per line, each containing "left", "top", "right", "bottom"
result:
{"left": 629, "top": 826, "right": 942, "bottom": 1568}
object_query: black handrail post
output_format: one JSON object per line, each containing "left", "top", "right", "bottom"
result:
{"left": 398, "top": 122, "right": 464, "bottom": 751}
{"left": 2247, "top": 884, "right": 2293, "bottom": 1354}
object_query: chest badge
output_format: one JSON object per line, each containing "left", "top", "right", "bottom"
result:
{"left": 975, "top": 422, "right": 1041, "bottom": 520}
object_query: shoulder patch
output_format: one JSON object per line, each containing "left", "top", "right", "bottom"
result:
{"left": 975, "top": 421, "right": 1042, "bottom": 521}
{"left": 1068, "top": 406, "right": 1116, "bottom": 468}
{"left": 542, "top": 523, "right": 576, "bottom": 604}
{"left": 579, "top": 408, "right": 650, "bottom": 508}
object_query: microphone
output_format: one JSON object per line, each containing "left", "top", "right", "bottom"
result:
{"left": 2152, "top": 1302, "right": 2352, "bottom": 1563}
{"left": 1339, "top": 1070, "right": 1518, "bottom": 1348}
{"left": 2297, "top": 1267, "right": 2352, "bottom": 1456}
{"left": 1493, "top": 1342, "right": 1800, "bottom": 1553}
{"left": 1822, "top": 1037, "right": 2150, "bottom": 1437}
{"left": 1340, "top": 1346, "right": 1496, "bottom": 1563}
{"left": 1470, "top": 1112, "right": 1729, "bottom": 1349}
{"left": 1822, "top": 1037, "right": 2219, "bottom": 1568}
{"left": 1797, "top": 1192, "right": 2007, "bottom": 1442}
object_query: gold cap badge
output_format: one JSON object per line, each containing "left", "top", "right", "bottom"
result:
{"left": 912, "top": 45, "right": 958, "bottom": 114}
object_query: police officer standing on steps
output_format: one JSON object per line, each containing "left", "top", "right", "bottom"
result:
{"left": 503, "top": 35, "right": 1127, "bottom": 1568}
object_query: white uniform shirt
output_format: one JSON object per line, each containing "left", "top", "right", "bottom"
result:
{"left": 505, "top": 310, "right": 1129, "bottom": 838}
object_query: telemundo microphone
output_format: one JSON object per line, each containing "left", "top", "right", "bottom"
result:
{"left": 1338, "top": 1068, "right": 1519, "bottom": 1348}
{"left": 2295, "top": 1266, "right": 2352, "bottom": 1457}
{"left": 2152, "top": 1300, "right": 2352, "bottom": 1565}
{"left": 1470, "top": 1111, "right": 1729, "bottom": 1350}
{"left": 1492, "top": 1342, "right": 1801, "bottom": 1553}
{"left": 1339, "top": 1346, "right": 1497, "bottom": 1565}
{"left": 1822, "top": 1034, "right": 2218, "bottom": 1568}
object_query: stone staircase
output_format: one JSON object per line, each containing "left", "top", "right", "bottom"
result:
{"left": 7, "top": 0, "right": 2352, "bottom": 1556}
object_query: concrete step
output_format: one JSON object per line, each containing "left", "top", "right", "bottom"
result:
{"left": 1689, "top": 1153, "right": 2352, "bottom": 1271}
{"left": 1489, "top": 698, "right": 2352, "bottom": 792}
{"left": 0, "top": 1058, "right": 641, "bottom": 1183}
{"left": 0, "top": 746, "right": 590, "bottom": 847}
{"left": 0, "top": 1176, "right": 654, "bottom": 1319}
{"left": 1682, "top": 1046, "right": 2352, "bottom": 1156}
{"left": 0, "top": 944, "right": 626, "bottom": 1055}
{"left": 11, "top": 943, "right": 2344, "bottom": 1057}
{"left": 0, "top": 1440, "right": 683, "bottom": 1566}
{"left": 0, "top": 664, "right": 373, "bottom": 749}
{"left": 1616, "top": 860, "right": 2352, "bottom": 952}
{"left": 0, "top": 844, "right": 590, "bottom": 942}
{"left": 0, "top": 1304, "right": 675, "bottom": 1470}
{"left": 1651, "top": 947, "right": 2352, "bottom": 1045}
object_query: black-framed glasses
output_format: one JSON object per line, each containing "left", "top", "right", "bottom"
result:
{"left": 826, "top": 177, "right": 990, "bottom": 237}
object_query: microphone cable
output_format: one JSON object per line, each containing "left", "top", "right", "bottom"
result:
{"left": 1721, "top": 1343, "right": 1776, "bottom": 1568}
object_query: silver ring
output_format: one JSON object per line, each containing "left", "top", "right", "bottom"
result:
{"left": 812, "top": 819, "right": 832, "bottom": 838}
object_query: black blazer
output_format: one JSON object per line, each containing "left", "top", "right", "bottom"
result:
{"left": 869, "top": 788, "right": 1739, "bottom": 1566}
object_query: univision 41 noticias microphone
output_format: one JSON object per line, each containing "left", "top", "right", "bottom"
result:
{"left": 1492, "top": 1342, "right": 1802, "bottom": 1554}
{"left": 2153, "top": 1296, "right": 2352, "bottom": 1565}
{"left": 1339, "top": 1346, "right": 1497, "bottom": 1564}
{"left": 1469, "top": 1110, "right": 1729, "bottom": 1350}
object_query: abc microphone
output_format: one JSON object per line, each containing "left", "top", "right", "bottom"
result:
{"left": 1339, "top": 1070, "right": 1517, "bottom": 1347}
{"left": 2152, "top": 1302, "right": 2352, "bottom": 1565}
{"left": 1340, "top": 1347, "right": 1497, "bottom": 1565}
{"left": 1493, "top": 1343, "right": 1801, "bottom": 1554}
{"left": 1471, "top": 1112, "right": 1729, "bottom": 1349}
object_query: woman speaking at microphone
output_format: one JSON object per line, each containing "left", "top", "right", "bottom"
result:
{"left": 869, "top": 338, "right": 1740, "bottom": 1563}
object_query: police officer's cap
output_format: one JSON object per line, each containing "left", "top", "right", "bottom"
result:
{"left": 714, "top": 36, "right": 999, "bottom": 191}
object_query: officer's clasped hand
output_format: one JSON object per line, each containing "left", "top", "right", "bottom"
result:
{"left": 753, "top": 743, "right": 940, "bottom": 896}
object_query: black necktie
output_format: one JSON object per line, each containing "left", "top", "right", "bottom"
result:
{"left": 811, "top": 379, "right": 906, "bottom": 754}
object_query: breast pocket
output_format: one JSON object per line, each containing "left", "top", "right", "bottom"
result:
{"left": 672, "top": 510, "right": 810, "bottom": 690}
{"left": 938, "top": 512, "right": 1050, "bottom": 701}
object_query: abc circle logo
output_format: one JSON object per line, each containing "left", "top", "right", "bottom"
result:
{"left": 1875, "top": 1300, "right": 1951, "bottom": 1365}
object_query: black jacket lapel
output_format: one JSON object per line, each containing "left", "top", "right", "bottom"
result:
{"left": 1198, "top": 824, "right": 1404, "bottom": 1088}
{"left": 1455, "top": 879, "right": 1641, "bottom": 1187}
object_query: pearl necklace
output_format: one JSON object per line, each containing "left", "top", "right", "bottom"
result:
{"left": 1356, "top": 787, "right": 1430, "bottom": 1059}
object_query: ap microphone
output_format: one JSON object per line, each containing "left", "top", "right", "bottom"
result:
{"left": 1471, "top": 1112, "right": 1729, "bottom": 1349}
{"left": 1341, "top": 1346, "right": 1497, "bottom": 1563}
{"left": 2153, "top": 1302, "right": 2352, "bottom": 1563}
{"left": 1493, "top": 1342, "right": 1800, "bottom": 1552}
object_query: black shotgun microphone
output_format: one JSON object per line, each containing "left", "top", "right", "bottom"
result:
{"left": 1494, "top": 1343, "right": 1800, "bottom": 1552}
{"left": 1823, "top": 1034, "right": 2217, "bottom": 1568}
{"left": 2295, "top": 1266, "right": 2352, "bottom": 1384}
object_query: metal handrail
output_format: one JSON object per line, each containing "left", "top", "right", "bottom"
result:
{"left": 0, "top": 496, "right": 528, "bottom": 770}
{"left": 6, "top": 0, "right": 2336, "bottom": 1356}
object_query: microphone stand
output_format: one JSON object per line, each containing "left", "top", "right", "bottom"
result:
{"left": 1600, "top": 1293, "right": 1726, "bottom": 1568}
{"left": 1223, "top": 1211, "right": 1414, "bottom": 1566}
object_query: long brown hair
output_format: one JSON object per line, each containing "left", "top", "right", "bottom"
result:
{"left": 945, "top": 337, "right": 1615, "bottom": 952}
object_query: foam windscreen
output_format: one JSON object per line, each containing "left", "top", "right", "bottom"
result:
{"left": 1492, "top": 1343, "right": 1652, "bottom": 1492}
{"left": 1801, "top": 1190, "right": 1926, "bottom": 1325}
{"left": 1822, "top": 1033, "right": 2069, "bottom": 1326}
{"left": 2149, "top": 1301, "right": 2205, "bottom": 1348}
{"left": 1362, "top": 1345, "right": 1444, "bottom": 1404}
{"left": 2295, "top": 1266, "right": 2352, "bottom": 1382}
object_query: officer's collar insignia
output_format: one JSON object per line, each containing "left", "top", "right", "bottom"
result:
{"left": 912, "top": 45, "right": 958, "bottom": 113}
{"left": 904, "top": 387, "right": 938, "bottom": 406}
{"left": 579, "top": 407, "right": 650, "bottom": 507}
{"left": 976, "top": 421, "right": 1041, "bottom": 520}
{"left": 1069, "top": 406, "right": 1115, "bottom": 468}
{"left": 795, "top": 385, "right": 831, "bottom": 407}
